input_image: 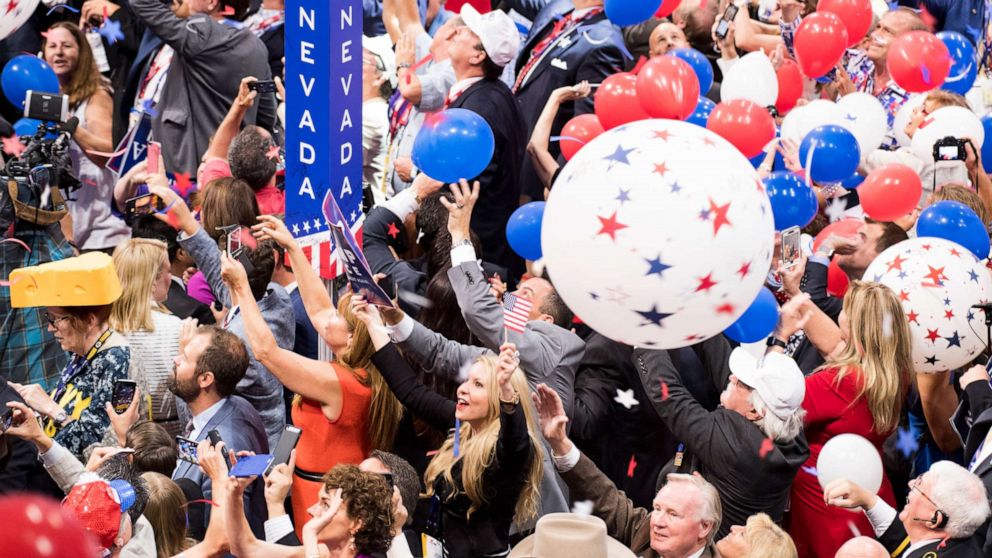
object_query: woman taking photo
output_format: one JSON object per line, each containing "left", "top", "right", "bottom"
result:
{"left": 772, "top": 281, "right": 912, "bottom": 557}
{"left": 110, "top": 238, "right": 183, "bottom": 435}
{"left": 218, "top": 221, "right": 403, "bottom": 539}
{"left": 41, "top": 22, "right": 129, "bottom": 253}
{"left": 352, "top": 294, "right": 543, "bottom": 557}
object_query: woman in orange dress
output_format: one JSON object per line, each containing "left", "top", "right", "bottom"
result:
{"left": 221, "top": 216, "right": 402, "bottom": 538}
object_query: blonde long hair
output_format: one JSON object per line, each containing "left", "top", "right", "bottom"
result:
{"left": 141, "top": 472, "right": 193, "bottom": 558}
{"left": 424, "top": 357, "right": 544, "bottom": 522}
{"left": 820, "top": 281, "right": 912, "bottom": 434}
{"left": 110, "top": 239, "right": 169, "bottom": 333}
{"left": 293, "top": 292, "right": 403, "bottom": 451}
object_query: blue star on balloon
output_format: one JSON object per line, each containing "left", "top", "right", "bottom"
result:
{"left": 944, "top": 297, "right": 952, "bottom": 306}
{"left": 603, "top": 144, "right": 634, "bottom": 168}
{"left": 970, "top": 270, "right": 980, "bottom": 283}
{"left": 897, "top": 271, "right": 907, "bottom": 279}
{"left": 968, "top": 311, "right": 976, "bottom": 321}
{"left": 589, "top": 291, "right": 600, "bottom": 301}
{"left": 636, "top": 305, "right": 673, "bottom": 327}
{"left": 896, "top": 425, "right": 919, "bottom": 459}
{"left": 99, "top": 18, "right": 124, "bottom": 45}
{"left": 615, "top": 188, "right": 631, "bottom": 205}
{"left": 669, "top": 180, "right": 682, "bottom": 194}
{"left": 644, "top": 255, "right": 672, "bottom": 278}
{"left": 944, "top": 331, "right": 961, "bottom": 348}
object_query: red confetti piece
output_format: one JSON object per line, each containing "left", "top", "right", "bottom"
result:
{"left": 631, "top": 55, "right": 648, "bottom": 75}
{"left": 81, "top": 178, "right": 98, "bottom": 187}
{"left": 626, "top": 454, "right": 637, "bottom": 477}
{"left": 2, "top": 136, "right": 26, "bottom": 157}
{"left": 266, "top": 145, "right": 280, "bottom": 160}
{"left": 184, "top": 498, "right": 219, "bottom": 507}
{"left": 86, "top": 145, "right": 130, "bottom": 158}
{"left": 426, "top": 450, "right": 439, "bottom": 457}
{"left": 174, "top": 172, "right": 194, "bottom": 197}
{"left": 0, "top": 238, "right": 32, "bottom": 253}
{"left": 41, "top": 31, "right": 50, "bottom": 39}
{"left": 758, "top": 437, "right": 774, "bottom": 459}
{"left": 660, "top": 380, "right": 669, "bottom": 401}
{"left": 220, "top": 4, "right": 235, "bottom": 15}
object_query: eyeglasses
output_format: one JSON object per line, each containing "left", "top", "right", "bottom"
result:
{"left": 909, "top": 477, "right": 942, "bottom": 512}
{"left": 44, "top": 312, "right": 71, "bottom": 327}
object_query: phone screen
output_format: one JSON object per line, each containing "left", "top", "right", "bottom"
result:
{"left": 176, "top": 436, "right": 199, "bottom": 463}
{"left": 147, "top": 142, "right": 161, "bottom": 175}
{"left": 126, "top": 193, "right": 162, "bottom": 217}
{"left": 230, "top": 454, "right": 275, "bottom": 477}
{"left": 112, "top": 380, "right": 137, "bottom": 414}
{"left": 227, "top": 227, "right": 243, "bottom": 258}
{"left": 781, "top": 226, "right": 801, "bottom": 269}
{"left": 1, "top": 409, "right": 13, "bottom": 433}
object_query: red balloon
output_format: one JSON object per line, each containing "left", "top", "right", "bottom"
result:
{"left": 813, "top": 217, "right": 863, "bottom": 252}
{"left": 858, "top": 163, "right": 923, "bottom": 221}
{"left": 826, "top": 259, "right": 850, "bottom": 297}
{"left": 794, "top": 12, "right": 849, "bottom": 78}
{"left": 560, "top": 113, "right": 605, "bottom": 161}
{"left": 817, "top": 0, "right": 873, "bottom": 47}
{"left": 655, "top": 0, "right": 682, "bottom": 18}
{"left": 775, "top": 59, "right": 804, "bottom": 114}
{"left": 887, "top": 31, "right": 951, "bottom": 93}
{"left": 636, "top": 56, "right": 700, "bottom": 120}
{"left": 0, "top": 495, "right": 99, "bottom": 558}
{"left": 595, "top": 72, "right": 651, "bottom": 130}
{"left": 706, "top": 99, "right": 776, "bottom": 158}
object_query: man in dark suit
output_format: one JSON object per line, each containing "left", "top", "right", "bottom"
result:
{"left": 444, "top": 4, "right": 527, "bottom": 279}
{"left": 507, "top": 0, "right": 624, "bottom": 202}
{"left": 952, "top": 364, "right": 992, "bottom": 554}
{"left": 132, "top": 216, "right": 215, "bottom": 324}
{"left": 170, "top": 325, "right": 268, "bottom": 537}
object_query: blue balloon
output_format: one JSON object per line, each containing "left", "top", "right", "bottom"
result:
{"left": 670, "top": 48, "right": 714, "bottom": 93}
{"left": 687, "top": 96, "right": 715, "bottom": 127}
{"left": 1, "top": 55, "right": 60, "bottom": 109}
{"left": 412, "top": 108, "right": 495, "bottom": 184}
{"left": 724, "top": 288, "right": 780, "bottom": 343}
{"left": 799, "top": 125, "right": 860, "bottom": 183}
{"left": 12, "top": 118, "right": 43, "bottom": 137}
{"left": 981, "top": 114, "right": 992, "bottom": 174}
{"left": 840, "top": 173, "right": 865, "bottom": 189}
{"left": 762, "top": 171, "right": 818, "bottom": 231}
{"left": 917, "top": 200, "right": 990, "bottom": 259}
{"left": 938, "top": 31, "right": 977, "bottom": 96}
{"left": 506, "top": 201, "right": 545, "bottom": 261}
{"left": 604, "top": 0, "right": 663, "bottom": 26}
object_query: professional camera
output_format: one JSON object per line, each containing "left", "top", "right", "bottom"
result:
{"left": 932, "top": 136, "right": 971, "bottom": 162}
{"left": 1, "top": 91, "right": 81, "bottom": 226}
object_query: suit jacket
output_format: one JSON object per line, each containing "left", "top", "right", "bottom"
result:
{"left": 448, "top": 79, "right": 527, "bottom": 277}
{"left": 951, "top": 380, "right": 992, "bottom": 555}
{"left": 289, "top": 287, "right": 319, "bottom": 360}
{"left": 164, "top": 280, "right": 215, "bottom": 324}
{"left": 878, "top": 517, "right": 986, "bottom": 558}
{"left": 130, "top": 0, "right": 276, "bottom": 175}
{"left": 172, "top": 396, "right": 269, "bottom": 537}
{"left": 561, "top": 453, "right": 719, "bottom": 558}
{"left": 508, "top": 0, "right": 624, "bottom": 200}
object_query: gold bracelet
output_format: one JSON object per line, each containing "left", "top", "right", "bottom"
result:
{"left": 500, "top": 391, "right": 520, "bottom": 405}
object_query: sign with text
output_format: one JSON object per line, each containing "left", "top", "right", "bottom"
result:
{"left": 285, "top": 0, "right": 363, "bottom": 279}
{"left": 322, "top": 190, "right": 393, "bottom": 307}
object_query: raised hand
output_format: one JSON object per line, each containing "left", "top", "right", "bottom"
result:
{"left": 532, "top": 383, "right": 571, "bottom": 455}
{"left": 253, "top": 215, "right": 297, "bottom": 250}
{"left": 439, "top": 179, "right": 480, "bottom": 241}
{"left": 496, "top": 343, "right": 520, "bottom": 402}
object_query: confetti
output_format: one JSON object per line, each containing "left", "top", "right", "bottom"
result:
{"left": 98, "top": 17, "right": 124, "bottom": 45}
{"left": 881, "top": 311, "right": 893, "bottom": 339}
{"left": 758, "top": 437, "right": 774, "bottom": 459}
{"left": 895, "top": 425, "right": 919, "bottom": 459}
{"left": 456, "top": 359, "right": 473, "bottom": 383}
{"left": 266, "top": 145, "right": 281, "bottom": 160}
{"left": 453, "top": 418, "right": 461, "bottom": 458}
{"left": 174, "top": 172, "right": 195, "bottom": 198}
{"left": 86, "top": 145, "right": 130, "bottom": 158}
{"left": 824, "top": 197, "right": 847, "bottom": 224}
{"left": 627, "top": 454, "right": 637, "bottom": 477}
{"left": 46, "top": 3, "right": 80, "bottom": 15}
{"left": 0, "top": 238, "right": 32, "bottom": 253}
{"left": 397, "top": 288, "right": 434, "bottom": 309}
{"left": 660, "top": 380, "right": 670, "bottom": 401}
{"left": 631, "top": 55, "right": 648, "bottom": 75}
{"left": 801, "top": 465, "right": 818, "bottom": 477}
{"left": 220, "top": 4, "right": 235, "bottom": 15}
{"left": 550, "top": 135, "right": 583, "bottom": 144}
{"left": 846, "top": 521, "right": 861, "bottom": 538}
{"left": 613, "top": 388, "right": 639, "bottom": 409}
{"left": 571, "top": 500, "right": 593, "bottom": 518}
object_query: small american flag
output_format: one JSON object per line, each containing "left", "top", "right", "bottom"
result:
{"left": 502, "top": 293, "right": 533, "bottom": 333}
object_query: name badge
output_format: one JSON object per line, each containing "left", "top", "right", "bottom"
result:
{"left": 422, "top": 533, "right": 444, "bottom": 558}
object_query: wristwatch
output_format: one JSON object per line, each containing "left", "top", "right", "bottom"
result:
{"left": 53, "top": 409, "right": 69, "bottom": 426}
{"left": 766, "top": 336, "right": 788, "bottom": 350}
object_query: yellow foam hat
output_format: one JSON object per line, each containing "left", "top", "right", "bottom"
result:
{"left": 10, "top": 252, "right": 122, "bottom": 308}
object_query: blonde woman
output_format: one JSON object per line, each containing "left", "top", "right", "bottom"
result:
{"left": 772, "top": 282, "right": 913, "bottom": 558}
{"left": 716, "top": 513, "right": 798, "bottom": 558}
{"left": 111, "top": 238, "right": 183, "bottom": 435}
{"left": 352, "top": 294, "right": 544, "bottom": 558}
{"left": 141, "top": 472, "right": 194, "bottom": 557}
{"left": 218, "top": 244, "right": 403, "bottom": 540}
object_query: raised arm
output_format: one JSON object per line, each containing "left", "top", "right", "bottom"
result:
{"left": 527, "top": 83, "right": 591, "bottom": 193}
{"left": 130, "top": 0, "right": 216, "bottom": 57}
{"left": 383, "top": 0, "right": 423, "bottom": 44}
{"left": 202, "top": 78, "right": 259, "bottom": 164}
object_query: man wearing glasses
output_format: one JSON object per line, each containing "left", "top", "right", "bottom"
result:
{"left": 824, "top": 461, "right": 990, "bottom": 557}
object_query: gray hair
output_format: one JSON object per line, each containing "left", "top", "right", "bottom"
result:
{"left": 926, "top": 461, "right": 991, "bottom": 538}
{"left": 749, "top": 391, "right": 806, "bottom": 443}
{"left": 664, "top": 473, "right": 722, "bottom": 545}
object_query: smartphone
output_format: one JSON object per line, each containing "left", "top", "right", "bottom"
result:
{"left": 265, "top": 425, "right": 302, "bottom": 475}
{"left": 147, "top": 141, "right": 161, "bottom": 175}
{"left": 715, "top": 4, "right": 739, "bottom": 39}
{"left": 1, "top": 409, "right": 13, "bottom": 433}
{"left": 380, "top": 472, "right": 394, "bottom": 490}
{"left": 378, "top": 275, "right": 397, "bottom": 301}
{"left": 781, "top": 226, "right": 802, "bottom": 269}
{"left": 226, "top": 227, "right": 244, "bottom": 259}
{"left": 230, "top": 454, "right": 275, "bottom": 477}
{"left": 125, "top": 193, "right": 164, "bottom": 217}
{"left": 248, "top": 80, "right": 277, "bottom": 94}
{"left": 111, "top": 380, "right": 137, "bottom": 415}
{"left": 208, "top": 429, "right": 232, "bottom": 469}
{"left": 176, "top": 436, "right": 199, "bottom": 463}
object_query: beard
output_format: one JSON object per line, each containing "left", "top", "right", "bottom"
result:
{"left": 167, "top": 365, "right": 201, "bottom": 402}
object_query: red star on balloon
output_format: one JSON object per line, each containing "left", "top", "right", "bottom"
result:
{"left": 949, "top": 247, "right": 962, "bottom": 258}
{"left": 906, "top": 310, "right": 919, "bottom": 324}
{"left": 944, "top": 309, "right": 955, "bottom": 320}
{"left": 653, "top": 130, "right": 671, "bottom": 142}
{"left": 887, "top": 255, "right": 906, "bottom": 272}
{"left": 596, "top": 210, "right": 628, "bottom": 241}
{"left": 707, "top": 197, "right": 732, "bottom": 236}
{"left": 1, "top": 136, "right": 25, "bottom": 157}
{"left": 715, "top": 303, "right": 735, "bottom": 315}
{"left": 898, "top": 290, "right": 910, "bottom": 302}
{"left": 695, "top": 273, "right": 717, "bottom": 293}
{"left": 653, "top": 161, "right": 670, "bottom": 177}
{"left": 386, "top": 222, "right": 400, "bottom": 239}
{"left": 925, "top": 328, "right": 941, "bottom": 342}
{"left": 737, "top": 261, "right": 751, "bottom": 278}
{"left": 923, "top": 265, "right": 947, "bottom": 286}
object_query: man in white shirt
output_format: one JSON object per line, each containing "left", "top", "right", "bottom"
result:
{"left": 824, "top": 461, "right": 990, "bottom": 557}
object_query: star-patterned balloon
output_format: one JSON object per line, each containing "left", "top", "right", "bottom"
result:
{"left": 864, "top": 237, "right": 992, "bottom": 372}
{"left": 0, "top": 0, "right": 39, "bottom": 41}
{"left": 542, "top": 119, "right": 775, "bottom": 349}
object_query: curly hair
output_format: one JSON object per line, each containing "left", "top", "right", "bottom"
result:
{"left": 322, "top": 465, "right": 394, "bottom": 554}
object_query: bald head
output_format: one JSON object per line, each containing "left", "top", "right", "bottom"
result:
{"left": 835, "top": 537, "right": 888, "bottom": 558}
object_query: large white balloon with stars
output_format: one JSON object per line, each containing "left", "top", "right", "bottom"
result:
{"left": 542, "top": 119, "right": 775, "bottom": 349}
{"left": 864, "top": 237, "right": 992, "bottom": 373}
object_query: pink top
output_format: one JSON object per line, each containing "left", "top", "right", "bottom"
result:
{"left": 186, "top": 271, "right": 215, "bottom": 306}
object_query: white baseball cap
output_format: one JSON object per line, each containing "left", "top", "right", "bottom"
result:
{"left": 362, "top": 34, "right": 398, "bottom": 89}
{"left": 459, "top": 4, "right": 520, "bottom": 68}
{"left": 728, "top": 347, "right": 805, "bottom": 420}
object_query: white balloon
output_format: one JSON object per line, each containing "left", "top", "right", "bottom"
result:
{"left": 817, "top": 434, "right": 883, "bottom": 495}
{"left": 542, "top": 119, "right": 775, "bottom": 349}
{"left": 779, "top": 100, "right": 844, "bottom": 143}
{"left": 721, "top": 52, "right": 779, "bottom": 107}
{"left": 836, "top": 93, "right": 889, "bottom": 155}
{"left": 863, "top": 237, "right": 992, "bottom": 372}
{"left": 910, "top": 106, "right": 985, "bottom": 163}
{"left": 0, "top": 0, "right": 39, "bottom": 41}
{"left": 892, "top": 94, "right": 926, "bottom": 148}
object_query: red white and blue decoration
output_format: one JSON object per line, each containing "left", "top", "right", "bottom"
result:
{"left": 864, "top": 237, "right": 992, "bottom": 373}
{"left": 541, "top": 119, "right": 775, "bottom": 349}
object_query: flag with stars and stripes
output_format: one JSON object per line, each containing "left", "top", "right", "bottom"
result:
{"left": 502, "top": 293, "right": 533, "bottom": 333}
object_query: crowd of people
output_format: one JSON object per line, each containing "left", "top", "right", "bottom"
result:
{"left": 3, "top": 0, "right": 992, "bottom": 556}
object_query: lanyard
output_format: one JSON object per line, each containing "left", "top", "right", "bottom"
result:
{"left": 52, "top": 328, "right": 114, "bottom": 402}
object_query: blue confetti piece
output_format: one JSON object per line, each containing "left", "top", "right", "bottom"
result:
{"left": 801, "top": 465, "right": 818, "bottom": 477}
{"left": 515, "top": 21, "right": 530, "bottom": 35}
{"left": 453, "top": 418, "right": 461, "bottom": 458}
{"left": 46, "top": 4, "right": 80, "bottom": 16}
{"left": 99, "top": 18, "right": 125, "bottom": 45}
{"left": 896, "top": 424, "right": 919, "bottom": 459}
{"left": 550, "top": 136, "right": 583, "bottom": 144}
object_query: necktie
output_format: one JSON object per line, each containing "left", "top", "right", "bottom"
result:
{"left": 513, "top": 12, "right": 575, "bottom": 92}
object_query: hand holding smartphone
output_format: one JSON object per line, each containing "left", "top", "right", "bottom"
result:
{"left": 208, "top": 429, "right": 232, "bottom": 469}
{"left": 147, "top": 141, "right": 161, "bottom": 175}
{"left": 111, "top": 380, "right": 137, "bottom": 415}
{"left": 780, "top": 226, "right": 801, "bottom": 269}
{"left": 265, "top": 425, "right": 302, "bottom": 475}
